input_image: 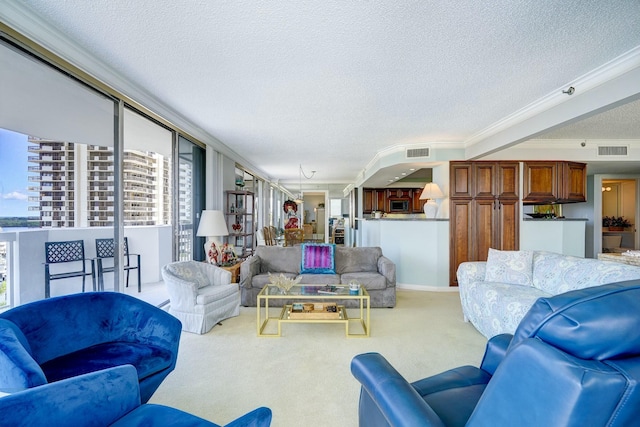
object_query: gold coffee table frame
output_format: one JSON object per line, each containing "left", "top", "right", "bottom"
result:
{"left": 257, "top": 284, "right": 370, "bottom": 337}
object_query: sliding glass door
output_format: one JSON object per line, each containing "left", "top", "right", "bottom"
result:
{"left": 177, "top": 136, "right": 206, "bottom": 261}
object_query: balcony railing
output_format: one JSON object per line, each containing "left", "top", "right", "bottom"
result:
{"left": 0, "top": 225, "right": 173, "bottom": 311}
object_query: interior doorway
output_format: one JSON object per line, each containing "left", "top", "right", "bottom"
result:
{"left": 301, "top": 191, "right": 328, "bottom": 243}
{"left": 595, "top": 176, "right": 640, "bottom": 255}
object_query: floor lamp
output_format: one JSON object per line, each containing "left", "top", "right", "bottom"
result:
{"left": 419, "top": 183, "right": 444, "bottom": 218}
{"left": 196, "top": 210, "right": 229, "bottom": 264}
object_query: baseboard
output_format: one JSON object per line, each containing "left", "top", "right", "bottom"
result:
{"left": 397, "top": 283, "right": 459, "bottom": 292}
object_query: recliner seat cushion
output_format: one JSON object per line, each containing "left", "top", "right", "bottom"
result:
{"left": 413, "top": 366, "right": 491, "bottom": 427}
{"left": 40, "top": 342, "right": 173, "bottom": 383}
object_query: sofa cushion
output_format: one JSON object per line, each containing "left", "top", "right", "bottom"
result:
{"left": 252, "top": 272, "right": 298, "bottom": 288}
{"left": 40, "top": 342, "right": 174, "bottom": 383}
{"left": 297, "top": 273, "right": 341, "bottom": 285}
{"left": 300, "top": 243, "right": 335, "bottom": 274}
{"left": 341, "top": 272, "right": 387, "bottom": 290}
{"left": 196, "top": 283, "right": 239, "bottom": 305}
{"left": 335, "top": 247, "right": 382, "bottom": 274}
{"left": 532, "top": 251, "right": 640, "bottom": 294}
{"left": 255, "top": 246, "right": 301, "bottom": 274}
{"left": 485, "top": 249, "right": 533, "bottom": 287}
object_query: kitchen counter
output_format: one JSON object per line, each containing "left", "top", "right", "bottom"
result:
{"left": 359, "top": 217, "right": 449, "bottom": 221}
{"left": 359, "top": 218, "right": 450, "bottom": 288}
{"left": 523, "top": 218, "right": 588, "bottom": 221}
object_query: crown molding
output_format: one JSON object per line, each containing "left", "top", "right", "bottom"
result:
{"left": 465, "top": 45, "right": 640, "bottom": 158}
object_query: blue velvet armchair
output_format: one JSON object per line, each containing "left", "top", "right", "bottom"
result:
{"left": 0, "top": 292, "right": 181, "bottom": 403}
{"left": 351, "top": 281, "right": 640, "bottom": 427}
{"left": 0, "top": 364, "right": 272, "bottom": 426}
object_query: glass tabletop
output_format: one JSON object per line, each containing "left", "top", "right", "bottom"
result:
{"left": 261, "top": 284, "right": 366, "bottom": 297}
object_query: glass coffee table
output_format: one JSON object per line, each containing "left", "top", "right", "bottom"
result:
{"left": 256, "top": 284, "right": 370, "bottom": 337}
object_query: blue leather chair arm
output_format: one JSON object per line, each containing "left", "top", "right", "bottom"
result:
{"left": 224, "top": 407, "right": 273, "bottom": 427}
{"left": 479, "top": 333, "right": 512, "bottom": 375}
{"left": 351, "top": 353, "right": 446, "bottom": 427}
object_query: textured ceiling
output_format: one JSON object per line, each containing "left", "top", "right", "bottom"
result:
{"left": 7, "top": 0, "right": 640, "bottom": 188}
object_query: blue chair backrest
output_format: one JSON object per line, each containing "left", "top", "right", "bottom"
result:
{"left": 509, "top": 280, "right": 640, "bottom": 360}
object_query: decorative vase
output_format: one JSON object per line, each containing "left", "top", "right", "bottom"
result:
{"left": 608, "top": 226, "right": 624, "bottom": 231}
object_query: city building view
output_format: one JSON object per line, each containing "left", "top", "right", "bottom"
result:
{"left": 27, "top": 136, "right": 171, "bottom": 228}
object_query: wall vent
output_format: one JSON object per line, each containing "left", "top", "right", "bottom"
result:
{"left": 406, "top": 147, "right": 430, "bottom": 158}
{"left": 598, "top": 146, "right": 628, "bottom": 156}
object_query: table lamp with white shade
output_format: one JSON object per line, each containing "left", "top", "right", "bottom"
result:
{"left": 196, "top": 210, "right": 229, "bottom": 264}
{"left": 419, "top": 183, "right": 444, "bottom": 218}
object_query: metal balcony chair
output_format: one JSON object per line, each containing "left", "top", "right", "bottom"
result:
{"left": 44, "top": 240, "right": 95, "bottom": 299}
{"left": 95, "top": 237, "right": 141, "bottom": 292}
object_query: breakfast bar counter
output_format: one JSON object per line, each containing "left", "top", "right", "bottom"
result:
{"left": 358, "top": 218, "right": 450, "bottom": 289}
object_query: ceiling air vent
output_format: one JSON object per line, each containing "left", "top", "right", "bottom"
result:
{"left": 598, "top": 146, "right": 628, "bottom": 156}
{"left": 406, "top": 147, "right": 430, "bottom": 159}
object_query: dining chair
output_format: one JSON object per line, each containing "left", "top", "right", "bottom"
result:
{"left": 263, "top": 226, "right": 275, "bottom": 246}
{"left": 44, "top": 240, "right": 95, "bottom": 299}
{"left": 284, "top": 228, "right": 304, "bottom": 246}
{"left": 95, "top": 237, "right": 141, "bottom": 292}
{"left": 303, "top": 224, "right": 313, "bottom": 241}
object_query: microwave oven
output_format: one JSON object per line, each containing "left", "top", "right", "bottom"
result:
{"left": 388, "top": 199, "right": 410, "bottom": 213}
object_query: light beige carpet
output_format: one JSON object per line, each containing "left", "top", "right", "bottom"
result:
{"left": 150, "top": 290, "right": 487, "bottom": 426}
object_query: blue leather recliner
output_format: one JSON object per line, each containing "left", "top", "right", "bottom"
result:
{"left": 0, "top": 292, "right": 181, "bottom": 403}
{"left": 351, "top": 281, "right": 640, "bottom": 427}
{"left": 0, "top": 364, "right": 272, "bottom": 426}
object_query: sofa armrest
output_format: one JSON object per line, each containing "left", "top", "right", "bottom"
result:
{"left": 377, "top": 256, "right": 396, "bottom": 287}
{"left": 456, "top": 261, "right": 487, "bottom": 287}
{"left": 480, "top": 333, "right": 513, "bottom": 375}
{"left": 0, "top": 365, "right": 140, "bottom": 427}
{"left": 351, "top": 353, "right": 446, "bottom": 427}
{"left": 240, "top": 256, "right": 261, "bottom": 289}
{"left": 0, "top": 319, "right": 47, "bottom": 392}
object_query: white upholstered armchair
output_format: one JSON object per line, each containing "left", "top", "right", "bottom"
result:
{"left": 161, "top": 261, "right": 240, "bottom": 334}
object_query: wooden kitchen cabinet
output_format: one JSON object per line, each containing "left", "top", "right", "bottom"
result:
{"left": 411, "top": 187, "right": 426, "bottom": 213}
{"left": 363, "top": 189, "right": 387, "bottom": 214}
{"left": 523, "top": 161, "right": 586, "bottom": 204}
{"left": 386, "top": 189, "right": 412, "bottom": 199}
{"left": 449, "top": 161, "right": 519, "bottom": 286}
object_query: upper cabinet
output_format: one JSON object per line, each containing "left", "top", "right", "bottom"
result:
{"left": 449, "top": 161, "right": 519, "bottom": 199}
{"left": 363, "top": 189, "right": 387, "bottom": 214}
{"left": 523, "top": 161, "right": 586, "bottom": 204}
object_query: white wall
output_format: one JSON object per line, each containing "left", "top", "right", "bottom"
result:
{"left": 360, "top": 219, "right": 450, "bottom": 288}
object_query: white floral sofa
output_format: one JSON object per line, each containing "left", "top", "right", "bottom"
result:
{"left": 457, "top": 249, "right": 640, "bottom": 338}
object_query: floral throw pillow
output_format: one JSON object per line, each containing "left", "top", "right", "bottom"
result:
{"left": 484, "top": 248, "right": 534, "bottom": 286}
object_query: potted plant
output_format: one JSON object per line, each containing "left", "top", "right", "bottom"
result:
{"left": 602, "top": 216, "right": 632, "bottom": 231}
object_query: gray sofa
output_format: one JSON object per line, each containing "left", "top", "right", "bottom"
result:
{"left": 239, "top": 246, "right": 396, "bottom": 307}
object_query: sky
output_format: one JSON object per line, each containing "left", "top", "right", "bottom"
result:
{"left": 0, "top": 128, "right": 30, "bottom": 217}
